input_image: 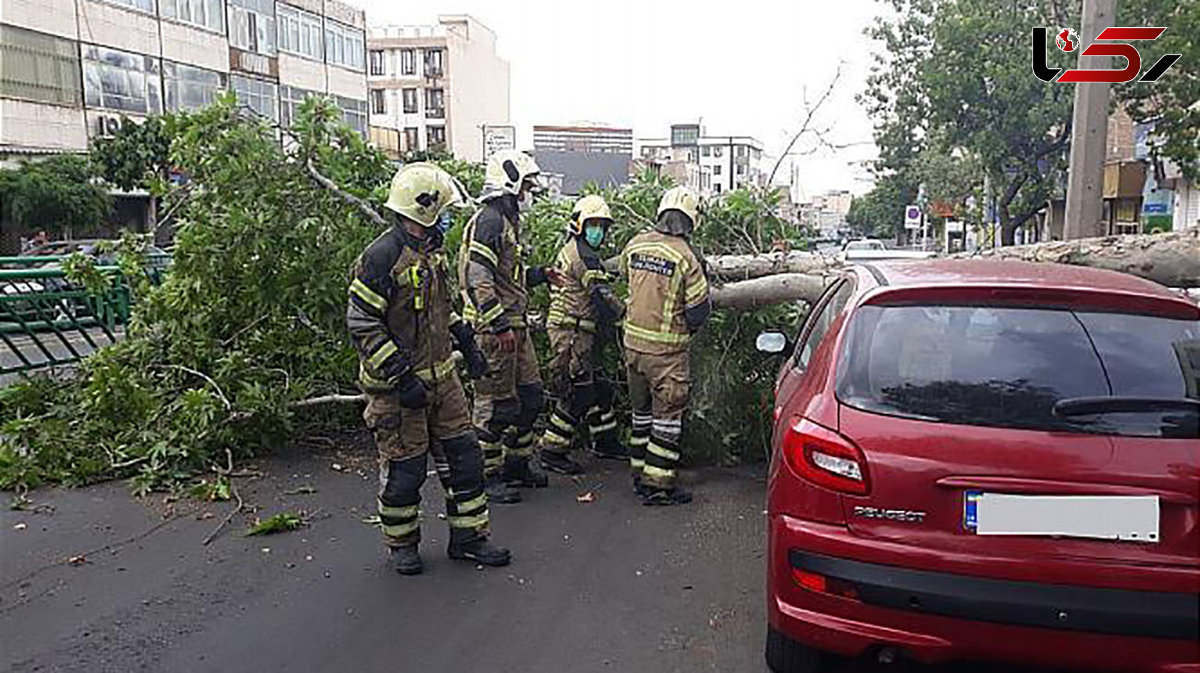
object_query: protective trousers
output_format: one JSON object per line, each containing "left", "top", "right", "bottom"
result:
{"left": 541, "top": 326, "right": 619, "bottom": 455}
{"left": 364, "top": 370, "right": 489, "bottom": 548}
{"left": 472, "top": 328, "right": 544, "bottom": 476}
{"left": 625, "top": 349, "right": 690, "bottom": 489}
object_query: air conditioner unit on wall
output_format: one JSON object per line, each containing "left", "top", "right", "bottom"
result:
{"left": 92, "top": 113, "right": 123, "bottom": 138}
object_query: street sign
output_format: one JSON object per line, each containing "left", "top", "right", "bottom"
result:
{"left": 904, "top": 204, "right": 922, "bottom": 230}
{"left": 483, "top": 125, "right": 516, "bottom": 161}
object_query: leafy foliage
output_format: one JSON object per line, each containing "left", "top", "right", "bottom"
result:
{"left": 91, "top": 116, "right": 172, "bottom": 193}
{"left": 0, "top": 155, "right": 112, "bottom": 237}
{"left": 0, "top": 98, "right": 805, "bottom": 490}
{"left": 246, "top": 512, "right": 304, "bottom": 536}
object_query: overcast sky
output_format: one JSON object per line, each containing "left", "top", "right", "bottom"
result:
{"left": 349, "top": 0, "right": 884, "bottom": 197}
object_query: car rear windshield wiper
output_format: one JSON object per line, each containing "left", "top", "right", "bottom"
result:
{"left": 1053, "top": 397, "right": 1200, "bottom": 417}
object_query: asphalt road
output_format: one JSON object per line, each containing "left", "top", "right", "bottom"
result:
{"left": 1, "top": 445, "right": 1071, "bottom": 673}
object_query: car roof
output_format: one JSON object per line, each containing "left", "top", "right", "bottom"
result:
{"left": 862, "top": 258, "right": 1184, "bottom": 301}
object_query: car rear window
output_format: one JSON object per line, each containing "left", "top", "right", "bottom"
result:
{"left": 836, "top": 305, "right": 1199, "bottom": 438}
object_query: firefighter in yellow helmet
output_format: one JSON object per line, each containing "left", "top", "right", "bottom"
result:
{"left": 347, "top": 163, "right": 510, "bottom": 574}
{"left": 538, "top": 195, "right": 628, "bottom": 475}
{"left": 457, "top": 150, "right": 563, "bottom": 502}
{"left": 620, "top": 186, "right": 712, "bottom": 505}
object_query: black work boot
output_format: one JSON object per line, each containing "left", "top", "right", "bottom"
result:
{"left": 591, "top": 433, "right": 630, "bottom": 461}
{"left": 503, "top": 454, "right": 549, "bottom": 488}
{"left": 541, "top": 450, "right": 584, "bottom": 475}
{"left": 447, "top": 529, "right": 511, "bottom": 567}
{"left": 389, "top": 545, "right": 424, "bottom": 575}
{"left": 631, "top": 472, "right": 651, "bottom": 497}
{"left": 642, "top": 485, "right": 693, "bottom": 506}
{"left": 485, "top": 473, "right": 522, "bottom": 504}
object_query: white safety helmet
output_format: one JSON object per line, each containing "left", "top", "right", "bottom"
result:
{"left": 481, "top": 149, "right": 542, "bottom": 201}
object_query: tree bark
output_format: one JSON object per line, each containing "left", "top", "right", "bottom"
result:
{"left": 711, "top": 273, "right": 831, "bottom": 309}
{"left": 705, "top": 251, "right": 842, "bottom": 282}
{"left": 957, "top": 227, "right": 1200, "bottom": 288}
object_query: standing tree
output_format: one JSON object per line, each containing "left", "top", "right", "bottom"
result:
{"left": 864, "top": 0, "right": 1077, "bottom": 245}
{"left": 0, "top": 155, "right": 112, "bottom": 252}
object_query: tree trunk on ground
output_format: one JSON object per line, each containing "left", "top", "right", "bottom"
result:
{"left": 705, "top": 228, "right": 1199, "bottom": 310}
{"left": 710, "top": 273, "right": 831, "bottom": 309}
{"left": 957, "top": 227, "right": 1200, "bottom": 288}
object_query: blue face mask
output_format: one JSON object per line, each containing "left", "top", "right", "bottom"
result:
{"left": 584, "top": 224, "right": 605, "bottom": 248}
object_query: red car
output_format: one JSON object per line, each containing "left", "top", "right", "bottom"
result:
{"left": 759, "top": 260, "right": 1199, "bottom": 673}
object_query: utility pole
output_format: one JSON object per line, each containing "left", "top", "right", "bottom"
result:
{"left": 1063, "top": 0, "right": 1116, "bottom": 239}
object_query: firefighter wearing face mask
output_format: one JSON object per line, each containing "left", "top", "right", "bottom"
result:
{"left": 347, "top": 163, "right": 510, "bottom": 575}
{"left": 458, "top": 150, "right": 562, "bottom": 503}
{"left": 620, "top": 186, "right": 712, "bottom": 506}
{"left": 537, "top": 195, "right": 628, "bottom": 475}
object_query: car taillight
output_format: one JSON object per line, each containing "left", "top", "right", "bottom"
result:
{"left": 791, "top": 567, "right": 861, "bottom": 601}
{"left": 782, "top": 417, "right": 871, "bottom": 495}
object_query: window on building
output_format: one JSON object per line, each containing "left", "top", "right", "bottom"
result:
{"left": 325, "top": 20, "right": 365, "bottom": 71}
{"left": 370, "top": 88, "right": 386, "bottom": 115}
{"left": 280, "top": 85, "right": 320, "bottom": 126}
{"left": 107, "top": 0, "right": 155, "bottom": 12}
{"left": 369, "top": 50, "right": 385, "bottom": 76}
{"left": 338, "top": 95, "right": 367, "bottom": 135}
{"left": 701, "top": 146, "right": 710, "bottom": 157}
{"left": 404, "top": 126, "right": 419, "bottom": 151}
{"left": 161, "top": 0, "right": 224, "bottom": 33}
{"left": 231, "top": 73, "right": 278, "bottom": 120}
{"left": 0, "top": 25, "right": 83, "bottom": 106}
{"left": 714, "top": 183, "right": 722, "bottom": 194}
{"left": 400, "top": 49, "right": 415, "bottom": 75}
{"left": 713, "top": 146, "right": 723, "bottom": 158}
{"left": 427, "top": 125, "right": 446, "bottom": 150}
{"left": 737, "top": 164, "right": 745, "bottom": 175}
{"left": 425, "top": 88, "right": 444, "bottom": 118}
{"left": 402, "top": 87, "right": 418, "bottom": 114}
{"left": 229, "top": 0, "right": 276, "bottom": 55}
{"left": 82, "top": 44, "right": 161, "bottom": 114}
{"left": 713, "top": 164, "right": 721, "bottom": 176}
{"left": 164, "top": 61, "right": 224, "bottom": 112}
{"left": 423, "top": 48, "right": 444, "bottom": 77}
{"left": 277, "top": 4, "right": 323, "bottom": 60}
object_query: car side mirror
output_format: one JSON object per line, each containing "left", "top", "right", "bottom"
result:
{"left": 756, "top": 331, "right": 790, "bottom": 355}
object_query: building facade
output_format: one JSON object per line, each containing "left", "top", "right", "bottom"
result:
{"left": 367, "top": 15, "right": 509, "bottom": 161}
{"left": 0, "top": 0, "right": 368, "bottom": 160}
{"left": 635, "top": 124, "right": 765, "bottom": 197}
{"left": 532, "top": 124, "right": 631, "bottom": 196}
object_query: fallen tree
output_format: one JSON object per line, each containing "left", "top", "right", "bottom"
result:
{"left": 702, "top": 228, "right": 1200, "bottom": 309}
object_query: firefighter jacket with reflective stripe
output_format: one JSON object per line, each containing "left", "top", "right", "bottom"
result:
{"left": 620, "top": 229, "right": 712, "bottom": 355}
{"left": 458, "top": 197, "right": 544, "bottom": 333}
{"left": 548, "top": 236, "right": 623, "bottom": 333}
{"left": 347, "top": 226, "right": 460, "bottom": 391}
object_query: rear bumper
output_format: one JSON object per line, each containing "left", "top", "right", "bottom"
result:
{"left": 769, "top": 515, "right": 1200, "bottom": 673}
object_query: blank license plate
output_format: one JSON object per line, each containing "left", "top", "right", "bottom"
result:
{"left": 964, "top": 492, "right": 1160, "bottom": 543}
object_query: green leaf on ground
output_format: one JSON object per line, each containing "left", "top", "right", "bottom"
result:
{"left": 246, "top": 513, "right": 303, "bottom": 536}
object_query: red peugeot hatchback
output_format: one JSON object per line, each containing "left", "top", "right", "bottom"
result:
{"left": 758, "top": 260, "right": 1199, "bottom": 673}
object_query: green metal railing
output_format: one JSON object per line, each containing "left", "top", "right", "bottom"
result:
{"left": 0, "top": 261, "right": 155, "bottom": 376}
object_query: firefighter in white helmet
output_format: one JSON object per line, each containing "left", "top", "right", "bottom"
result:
{"left": 457, "top": 150, "right": 563, "bottom": 502}
{"left": 619, "top": 186, "right": 712, "bottom": 505}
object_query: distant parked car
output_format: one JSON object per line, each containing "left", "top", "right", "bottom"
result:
{"left": 841, "top": 239, "right": 887, "bottom": 252}
{"left": 758, "top": 259, "right": 1199, "bottom": 673}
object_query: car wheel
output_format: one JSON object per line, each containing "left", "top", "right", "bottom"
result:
{"left": 765, "top": 627, "right": 821, "bottom": 673}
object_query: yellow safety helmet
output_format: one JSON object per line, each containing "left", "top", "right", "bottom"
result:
{"left": 656, "top": 186, "right": 701, "bottom": 225}
{"left": 384, "top": 162, "right": 467, "bottom": 227}
{"left": 568, "top": 194, "right": 613, "bottom": 236}
{"left": 481, "top": 149, "right": 542, "bottom": 200}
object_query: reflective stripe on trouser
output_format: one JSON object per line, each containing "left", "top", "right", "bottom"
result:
{"left": 440, "top": 432, "right": 490, "bottom": 532}
{"left": 479, "top": 427, "right": 505, "bottom": 476}
{"left": 629, "top": 412, "right": 651, "bottom": 472}
{"left": 378, "top": 454, "right": 428, "bottom": 547}
{"left": 642, "top": 418, "right": 683, "bottom": 489}
{"left": 587, "top": 405, "right": 618, "bottom": 438}
{"left": 540, "top": 405, "right": 576, "bottom": 454}
{"left": 504, "top": 427, "right": 536, "bottom": 458}
{"left": 445, "top": 487, "right": 489, "bottom": 530}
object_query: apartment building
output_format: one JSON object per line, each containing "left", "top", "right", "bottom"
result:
{"left": 0, "top": 0, "right": 367, "bottom": 160}
{"left": 532, "top": 124, "right": 632, "bottom": 195}
{"left": 367, "top": 15, "right": 509, "bottom": 161}
{"left": 635, "top": 124, "right": 765, "bottom": 197}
